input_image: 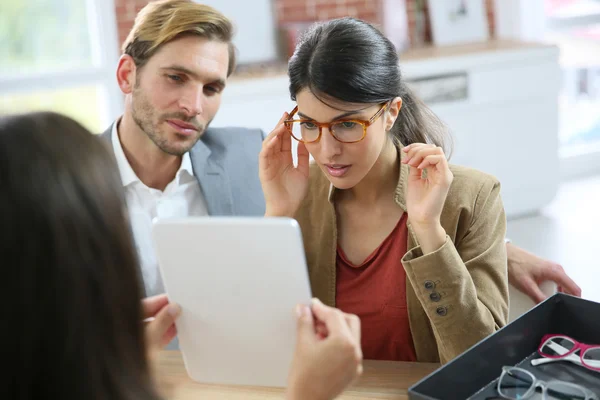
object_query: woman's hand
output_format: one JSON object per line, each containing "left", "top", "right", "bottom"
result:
{"left": 143, "top": 294, "right": 181, "bottom": 360}
{"left": 259, "top": 113, "right": 310, "bottom": 217}
{"left": 286, "top": 299, "right": 363, "bottom": 400}
{"left": 402, "top": 143, "right": 453, "bottom": 254}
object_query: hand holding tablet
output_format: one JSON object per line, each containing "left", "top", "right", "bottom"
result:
{"left": 287, "top": 298, "right": 363, "bottom": 400}
{"left": 153, "top": 217, "right": 314, "bottom": 387}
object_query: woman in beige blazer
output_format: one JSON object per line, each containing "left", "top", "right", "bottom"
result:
{"left": 259, "top": 17, "right": 509, "bottom": 364}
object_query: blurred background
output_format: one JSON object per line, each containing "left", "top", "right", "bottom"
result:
{"left": 1, "top": 0, "right": 599, "bottom": 303}
{"left": 2, "top": 0, "right": 598, "bottom": 150}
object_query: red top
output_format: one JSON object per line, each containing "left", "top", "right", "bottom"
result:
{"left": 336, "top": 213, "right": 417, "bottom": 361}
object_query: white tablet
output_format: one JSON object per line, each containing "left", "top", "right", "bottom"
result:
{"left": 152, "top": 217, "right": 312, "bottom": 387}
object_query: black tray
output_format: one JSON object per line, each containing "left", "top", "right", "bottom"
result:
{"left": 408, "top": 293, "right": 600, "bottom": 399}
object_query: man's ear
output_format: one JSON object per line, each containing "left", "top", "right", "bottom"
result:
{"left": 385, "top": 97, "right": 402, "bottom": 131}
{"left": 116, "top": 54, "right": 137, "bottom": 95}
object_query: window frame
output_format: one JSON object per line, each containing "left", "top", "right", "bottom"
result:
{"left": 545, "top": 1, "right": 600, "bottom": 179}
{"left": 0, "top": 0, "right": 123, "bottom": 132}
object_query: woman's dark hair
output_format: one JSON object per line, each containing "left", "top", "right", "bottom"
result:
{"left": 0, "top": 112, "right": 161, "bottom": 400}
{"left": 288, "top": 17, "right": 451, "bottom": 154}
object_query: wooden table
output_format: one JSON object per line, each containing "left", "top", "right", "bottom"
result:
{"left": 156, "top": 351, "right": 439, "bottom": 399}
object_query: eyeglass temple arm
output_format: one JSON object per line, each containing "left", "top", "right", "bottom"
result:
{"left": 531, "top": 354, "right": 583, "bottom": 366}
{"left": 531, "top": 341, "right": 583, "bottom": 366}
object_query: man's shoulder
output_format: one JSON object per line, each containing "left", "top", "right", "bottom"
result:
{"left": 202, "top": 126, "right": 264, "bottom": 144}
{"left": 98, "top": 124, "right": 113, "bottom": 142}
{"left": 199, "top": 126, "right": 264, "bottom": 157}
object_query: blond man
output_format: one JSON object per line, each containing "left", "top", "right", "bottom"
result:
{"left": 101, "top": 0, "right": 265, "bottom": 297}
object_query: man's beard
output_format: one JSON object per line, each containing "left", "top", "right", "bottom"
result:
{"left": 131, "top": 85, "right": 207, "bottom": 156}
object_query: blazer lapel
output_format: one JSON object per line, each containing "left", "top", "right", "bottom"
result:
{"left": 103, "top": 121, "right": 235, "bottom": 215}
{"left": 189, "top": 140, "right": 234, "bottom": 216}
{"left": 99, "top": 124, "right": 113, "bottom": 144}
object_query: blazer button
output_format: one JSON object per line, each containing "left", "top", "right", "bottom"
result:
{"left": 430, "top": 292, "right": 441, "bottom": 302}
{"left": 436, "top": 306, "right": 447, "bottom": 316}
{"left": 424, "top": 280, "right": 435, "bottom": 290}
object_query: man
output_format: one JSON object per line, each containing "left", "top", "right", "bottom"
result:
{"left": 506, "top": 243, "right": 580, "bottom": 303}
{"left": 102, "top": 0, "right": 580, "bottom": 304}
{"left": 101, "top": 0, "right": 264, "bottom": 296}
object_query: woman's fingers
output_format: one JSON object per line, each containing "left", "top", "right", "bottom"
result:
{"left": 315, "top": 321, "right": 329, "bottom": 340}
{"left": 259, "top": 133, "right": 280, "bottom": 173}
{"left": 402, "top": 143, "right": 433, "bottom": 159}
{"left": 408, "top": 163, "right": 423, "bottom": 180}
{"left": 415, "top": 155, "right": 452, "bottom": 185}
{"left": 297, "top": 142, "right": 310, "bottom": 178}
{"left": 142, "top": 294, "right": 169, "bottom": 319}
{"left": 262, "top": 123, "right": 287, "bottom": 151}
{"left": 260, "top": 113, "right": 292, "bottom": 171}
{"left": 404, "top": 145, "right": 444, "bottom": 167}
{"left": 403, "top": 144, "right": 451, "bottom": 183}
{"left": 263, "top": 113, "right": 289, "bottom": 144}
{"left": 145, "top": 302, "right": 181, "bottom": 351}
{"left": 280, "top": 123, "right": 293, "bottom": 153}
{"left": 417, "top": 154, "right": 446, "bottom": 171}
{"left": 402, "top": 143, "right": 424, "bottom": 163}
{"left": 344, "top": 314, "right": 361, "bottom": 344}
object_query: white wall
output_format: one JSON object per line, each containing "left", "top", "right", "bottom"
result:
{"left": 198, "top": 0, "right": 279, "bottom": 64}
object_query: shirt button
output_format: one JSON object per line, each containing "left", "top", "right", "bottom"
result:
{"left": 436, "top": 306, "right": 448, "bottom": 316}
{"left": 430, "top": 292, "right": 441, "bottom": 302}
{"left": 424, "top": 280, "right": 435, "bottom": 290}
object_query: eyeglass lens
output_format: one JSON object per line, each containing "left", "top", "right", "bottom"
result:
{"left": 545, "top": 382, "right": 587, "bottom": 400}
{"left": 289, "top": 121, "right": 364, "bottom": 143}
{"left": 498, "top": 368, "right": 535, "bottom": 398}
{"left": 498, "top": 368, "right": 589, "bottom": 400}
{"left": 541, "top": 337, "right": 576, "bottom": 357}
{"left": 583, "top": 348, "right": 600, "bottom": 370}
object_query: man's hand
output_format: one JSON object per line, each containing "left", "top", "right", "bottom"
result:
{"left": 143, "top": 294, "right": 181, "bottom": 358}
{"left": 507, "top": 243, "right": 581, "bottom": 304}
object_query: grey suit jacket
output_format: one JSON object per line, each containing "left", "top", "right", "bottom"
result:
{"left": 100, "top": 124, "right": 266, "bottom": 216}
{"left": 101, "top": 124, "right": 266, "bottom": 350}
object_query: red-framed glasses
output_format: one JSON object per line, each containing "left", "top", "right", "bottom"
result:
{"left": 531, "top": 334, "right": 600, "bottom": 372}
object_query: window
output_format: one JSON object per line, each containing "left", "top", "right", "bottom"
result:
{"left": 0, "top": 0, "right": 122, "bottom": 133}
{"left": 1, "top": 86, "right": 103, "bottom": 131}
{"left": 545, "top": 0, "right": 600, "bottom": 178}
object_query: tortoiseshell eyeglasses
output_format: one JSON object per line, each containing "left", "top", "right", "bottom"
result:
{"left": 284, "top": 102, "right": 389, "bottom": 144}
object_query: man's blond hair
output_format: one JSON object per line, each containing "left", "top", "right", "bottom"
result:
{"left": 122, "top": 0, "right": 236, "bottom": 76}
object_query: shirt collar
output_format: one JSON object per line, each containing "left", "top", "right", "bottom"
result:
{"left": 112, "top": 120, "right": 139, "bottom": 187}
{"left": 179, "top": 148, "right": 194, "bottom": 182}
{"left": 111, "top": 118, "right": 196, "bottom": 188}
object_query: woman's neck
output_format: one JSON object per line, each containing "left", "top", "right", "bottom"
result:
{"left": 340, "top": 139, "right": 399, "bottom": 206}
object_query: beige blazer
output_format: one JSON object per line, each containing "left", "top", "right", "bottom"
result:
{"left": 294, "top": 145, "right": 509, "bottom": 364}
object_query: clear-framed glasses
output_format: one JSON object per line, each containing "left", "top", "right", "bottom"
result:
{"left": 494, "top": 366, "right": 598, "bottom": 400}
{"left": 284, "top": 102, "right": 389, "bottom": 144}
{"left": 531, "top": 334, "right": 600, "bottom": 372}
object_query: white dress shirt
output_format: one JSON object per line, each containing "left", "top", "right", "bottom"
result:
{"left": 112, "top": 122, "right": 208, "bottom": 296}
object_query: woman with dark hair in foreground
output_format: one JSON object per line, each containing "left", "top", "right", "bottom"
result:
{"left": 0, "top": 111, "right": 362, "bottom": 400}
